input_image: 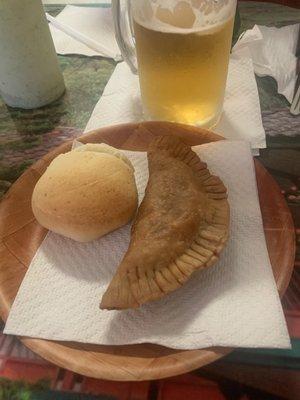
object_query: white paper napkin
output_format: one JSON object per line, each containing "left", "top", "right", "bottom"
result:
{"left": 84, "top": 38, "right": 266, "bottom": 152}
{"left": 49, "top": 5, "right": 120, "bottom": 59}
{"left": 48, "top": 8, "right": 276, "bottom": 152}
{"left": 245, "top": 24, "right": 300, "bottom": 103}
{"left": 4, "top": 140, "right": 290, "bottom": 350}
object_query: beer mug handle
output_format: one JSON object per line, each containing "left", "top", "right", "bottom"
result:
{"left": 112, "top": 0, "right": 138, "bottom": 74}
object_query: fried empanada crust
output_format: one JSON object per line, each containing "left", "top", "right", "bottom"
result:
{"left": 100, "top": 135, "right": 229, "bottom": 310}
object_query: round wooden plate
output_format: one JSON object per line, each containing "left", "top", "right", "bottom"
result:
{"left": 0, "top": 122, "right": 295, "bottom": 381}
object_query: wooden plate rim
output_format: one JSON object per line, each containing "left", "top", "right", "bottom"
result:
{"left": 0, "top": 121, "right": 295, "bottom": 381}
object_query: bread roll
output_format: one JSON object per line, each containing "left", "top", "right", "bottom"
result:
{"left": 32, "top": 145, "right": 138, "bottom": 242}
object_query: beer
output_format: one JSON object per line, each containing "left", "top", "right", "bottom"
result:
{"left": 133, "top": 16, "right": 234, "bottom": 127}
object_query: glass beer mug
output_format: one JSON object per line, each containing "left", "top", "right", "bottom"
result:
{"left": 112, "top": 0, "right": 236, "bottom": 128}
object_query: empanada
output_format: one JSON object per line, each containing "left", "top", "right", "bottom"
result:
{"left": 100, "top": 135, "right": 229, "bottom": 310}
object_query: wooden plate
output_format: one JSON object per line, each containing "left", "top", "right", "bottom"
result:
{"left": 0, "top": 122, "right": 295, "bottom": 381}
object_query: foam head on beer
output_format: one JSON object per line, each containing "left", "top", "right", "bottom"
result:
{"left": 132, "top": 0, "right": 236, "bottom": 127}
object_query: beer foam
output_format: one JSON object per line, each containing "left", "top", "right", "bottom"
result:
{"left": 133, "top": 0, "right": 235, "bottom": 35}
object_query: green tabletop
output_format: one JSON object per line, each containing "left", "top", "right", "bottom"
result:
{"left": 0, "top": 0, "right": 299, "bottom": 371}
